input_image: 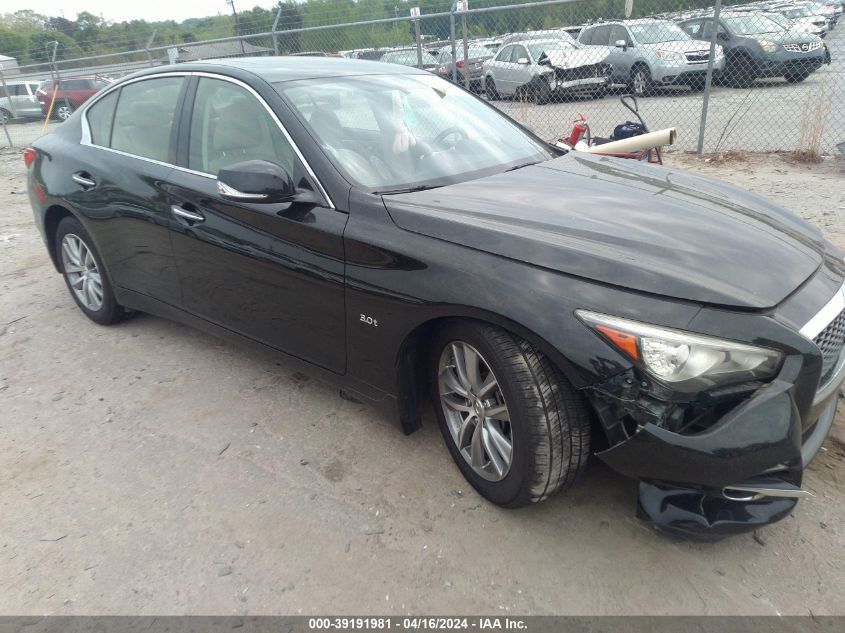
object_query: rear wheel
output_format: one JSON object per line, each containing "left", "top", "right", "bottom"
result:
{"left": 485, "top": 76, "right": 499, "bottom": 100}
{"left": 56, "top": 216, "right": 127, "bottom": 325}
{"left": 55, "top": 103, "right": 75, "bottom": 121}
{"left": 431, "top": 320, "right": 592, "bottom": 507}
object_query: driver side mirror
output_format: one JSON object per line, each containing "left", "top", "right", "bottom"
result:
{"left": 614, "top": 39, "right": 628, "bottom": 50}
{"left": 516, "top": 57, "right": 530, "bottom": 65}
{"left": 217, "top": 160, "right": 308, "bottom": 204}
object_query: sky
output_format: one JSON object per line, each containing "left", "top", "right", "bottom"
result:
{"left": 6, "top": 0, "right": 282, "bottom": 23}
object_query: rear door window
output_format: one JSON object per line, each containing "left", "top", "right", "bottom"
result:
{"left": 110, "top": 77, "right": 184, "bottom": 163}
{"left": 86, "top": 90, "right": 119, "bottom": 147}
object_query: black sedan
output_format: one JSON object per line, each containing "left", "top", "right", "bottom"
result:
{"left": 25, "top": 57, "right": 845, "bottom": 539}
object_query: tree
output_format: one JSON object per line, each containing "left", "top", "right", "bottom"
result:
{"left": 27, "top": 31, "right": 84, "bottom": 64}
{"left": 0, "top": 27, "right": 29, "bottom": 63}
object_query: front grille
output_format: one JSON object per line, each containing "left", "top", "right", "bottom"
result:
{"left": 784, "top": 41, "right": 822, "bottom": 53}
{"left": 684, "top": 50, "right": 710, "bottom": 64}
{"left": 556, "top": 63, "right": 611, "bottom": 82}
{"left": 814, "top": 307, "right": 845, "bottom": 385}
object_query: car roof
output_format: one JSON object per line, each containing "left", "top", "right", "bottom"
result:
{"left": 144, "top": 56, "right": 429, "bottom": 83}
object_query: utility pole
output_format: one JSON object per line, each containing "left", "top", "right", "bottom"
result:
{"left": 226, "top": 0, "right": 245, "bottom": 54}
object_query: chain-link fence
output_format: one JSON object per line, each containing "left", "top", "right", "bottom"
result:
{"left": 2, "top": 0, "right": 843, "bottom": 156}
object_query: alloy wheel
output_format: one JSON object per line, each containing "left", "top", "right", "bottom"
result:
{"left": 438, "top": 341, "right": 513, "bottom": 482}
{"left": 61, "top": 233, "right": 103, "bottom": 311}
{"left": 57, "top": 105, "right": 74, "bottom": 121}
{"left": 633, "top": 70, "right": 647, "bottom": 97}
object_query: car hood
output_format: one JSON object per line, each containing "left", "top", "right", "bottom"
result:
{"left": 544, "top": 47, "right": 610, "bottom": 69}
{"left": 382, "top": 153, "right": 824, "bottom": 309}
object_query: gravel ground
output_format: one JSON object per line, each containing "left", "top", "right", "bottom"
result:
{"left": 0, "top": 149, "right": 843, "bottom": 616}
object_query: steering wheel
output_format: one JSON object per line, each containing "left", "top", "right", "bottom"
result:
{"left": 432, "top": 126, "right": 466, "bottom": 149}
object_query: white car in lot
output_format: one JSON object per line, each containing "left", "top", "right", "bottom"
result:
{"left": 578, "top": 19, "right": 725, "bottom": 96}
{"left": 483, "top": 37, "right": 611, "bottom": 104}
{"left": 0, "top": 80, "right": 43, "bottom": 124}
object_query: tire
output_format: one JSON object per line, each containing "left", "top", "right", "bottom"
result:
{"left": 784, "top": 70, "right": 811, "bottom": 83}
{"left": 0, "top": 108, "right": 10, "bottom": 125}
{"left": 725, "top": 54, "right": 756, "bottom": 88}
{"left": 55, "top": 216, "right": 127, "bottom": 325}
{"left": 630, "top": 66, "right": 653, "bottom": 98}
{"left": 55, "top": 103, "right": 75, "bottom": 121}
{"left": 485, "top": 75, "right": 499, "bottom": 100}
{"left": 687, "top": 78, "right": 706, "bottom": 92}
{"left": 431, "top": 320, "right": 591, "bottom": 508}
{"left": 533, "top": 78, "right": 551, "bottom": 105}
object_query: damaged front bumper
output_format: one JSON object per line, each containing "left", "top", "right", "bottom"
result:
{"left": 590, "top": 343, "right": 844, "bottom": 540}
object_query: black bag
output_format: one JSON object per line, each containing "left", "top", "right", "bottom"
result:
{"left": 611, "top": 121, "right": 646, "bottom": 141}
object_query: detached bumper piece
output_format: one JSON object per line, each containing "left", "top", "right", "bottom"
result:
{"left": 637, "top": 481, "right": 798, "bottom": 541}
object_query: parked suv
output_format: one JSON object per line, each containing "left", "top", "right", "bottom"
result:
{"left": 35, "top": 76, "right": 111, "bottom": 121}
{"left": 677, "top": 12, "right": 825, "bottom": 86}
{"left": 578, "top": 19, "right": 725, "bottom": 96}
{"left": 0, "top": 80, "right": 43, "bottom": 124}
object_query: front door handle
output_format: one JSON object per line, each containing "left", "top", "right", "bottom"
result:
{"left": 171, "top": 204, "right": 205, "bottom": 223}
{"left": 72, "top": 172, "right": 96, "bottom": 188}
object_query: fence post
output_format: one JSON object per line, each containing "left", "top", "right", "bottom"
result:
{"left": 696, "top": 0, "right": 723, "bottom": 154}
{"left": 450, "top": 4, "right": 458, "bottom": 82}
{"left": 145, "top": 30, "right": 157, "bottom": 67}
{"left": 272, "top": 6, "right": 282, "bottom": 55}
{"left": 0, "top": 66, "right": 17, "bottom": 119}
{"left": 0, "top": 66, "right": 12, "bottom": 147}
{"left": 461, "top": 12, "right": 469, "bottom": 90}
{"left": 415, "top": 18, "right": 423, "bottom": 68}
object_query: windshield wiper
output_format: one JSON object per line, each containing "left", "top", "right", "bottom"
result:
{"left": 505, "top": 160, "right": 540, "bottom": 172}
{"left": 375, "top": 184, "right": 442, "bottom": 195}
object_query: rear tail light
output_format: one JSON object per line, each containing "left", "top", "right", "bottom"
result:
{"left": 456, "top": 60, "right": 466, "bottom": 69}
{"left": 23, "top": 147, "right": 36, "bottom": 168}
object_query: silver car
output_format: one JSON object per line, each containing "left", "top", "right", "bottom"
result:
{"left": 578, "top": 19, "right": 726, "bottom": 96}
{"left": 483, "top": 38, "right": 611, "bottom": 104}
{"left": 0, "top": 80, "right": 43, "bottom": 124}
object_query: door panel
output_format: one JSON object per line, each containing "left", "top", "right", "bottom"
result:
{"left": 65, "top": 76, "right": 186, "bottom": 305}
{"left": 168, "top": 76, "right": 348, "bottom": 373}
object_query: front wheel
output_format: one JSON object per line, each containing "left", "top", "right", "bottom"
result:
{"left": 485, "top": 76, "right": 499, "bottom": 100}
{"left": 0, "top": 108, "right": 11, "bottom": 125}
{"left": 56, "top": 216, "right": 127, "bottom": 325}
{"left": 630, "top": 66, "right": 653, "bottom": 98}
{"left": 431, "top": 321, "right": 591, "bottom": 507}
{"left": 784, "top": 70, "right": 811, "bottom": 83}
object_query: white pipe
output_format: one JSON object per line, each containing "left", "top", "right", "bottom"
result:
{"left": 575, "top": 127, "right": 677, "bottom": 154}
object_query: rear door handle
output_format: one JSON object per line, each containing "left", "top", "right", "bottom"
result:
{"left": 72, "top": 172, "right": 96, "bottom": 188}
{"left": 171, "top": 204, "right": 205, "bottom": 223}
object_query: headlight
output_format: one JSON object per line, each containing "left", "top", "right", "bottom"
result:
{"left": 576, "top": 311, "right": 783, "bottom": 390}
{"left": 759, "top": 40, "right": 780, "bottom": 53}
{"left": 655, "top": 50, "right": 684, "bottom": 60}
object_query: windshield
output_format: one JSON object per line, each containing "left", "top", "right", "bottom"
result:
{"left": 722, "top": 14, "right": 782, "bottom": 35}
{"left": 784, "top": 7, "right": 812, "bottom": 18}
{"left": 630, "top": 22, "right": 690, "bottom": 44}
{"left": 766, "top": 13, "right": 790, "bottom": 27}
{"left": 382, "top": 50, "right": 436, "bottom": 66}
{"left": 277, "top": 74, "right": 553, "bottom": 191}
{"left": 527, "top": 39, "right": 578, "bottom": 59}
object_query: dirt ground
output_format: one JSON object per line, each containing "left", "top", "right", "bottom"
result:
{"left": 0, "top": 149, "right": 844, "bottom": 616}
